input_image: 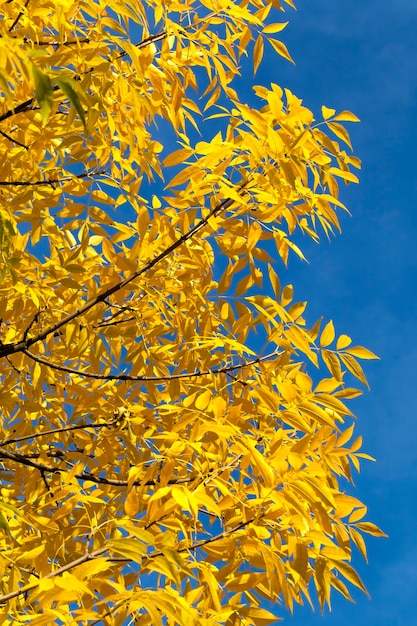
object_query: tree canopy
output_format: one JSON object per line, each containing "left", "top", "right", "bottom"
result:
{"left": 0, "top": 0, "right": 385, "bottom": 623}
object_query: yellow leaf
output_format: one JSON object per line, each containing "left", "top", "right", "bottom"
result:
{"left": 281, "top": 283, "right": 293, "bottom": 306}
{"left": 320, "top": 320, "right": 335, "bottom": 347}
{"left": 253, "top": 35, "right": 264, "bottom": 74}
{"left": 328, "top": 167, "right": 359, "bottom": 183}
{"left": 345, "top": 346, "right": 379, "bottom": 359}
{"left": 267, "top": 38, "right": 294, "bottom": 64}
{"left": 354, "top": 522, "right": 388, "bottom": 537}
{"left": 330, "top": 560, "right": 369, "bottom": 597}
{"left": 201, "top": 566, "right": 222, "bottom": 612}
{"left": 327, "top": 122, "right": 353, "bottom": 149}
{"left": 336, "top": 334, "right": 352, "bottom": 349}
{"left": 109, "top": 538, "right": 147, "bottom": 561}
{"left": 16, "top": 544, "right": 45, "bottom": 564}
{"left": 163, "top": 148, "right": 193, "bottom": 167}
{"left": 195, "top": 389, "right": 211, "bottom": 411}
{"left": 267, "top": 263, "right": 281, "bottom": 299}
{"left": 336, "top": 424, "right": 355, "bottom": 447}
{"left": 239, "top": 606, "right": 281, "bottom": 624}
{"left": 220, "top": 300, "right": 230, "bottom": 320}
{"left": 322, "top": 350, "right": 343, "bottom": 381}
{"left": 124, "top": 487, "right": 140, "bottom": 517}
{"left": 73, "top": 558, "right": 110, "bottom": 581}
{"left": 322, "top": 106, "right": 336, "bottom": 120}
{"left": 348, "top": 506, "right": 367, "bottom": 523}
{"left": 263, "top": 22, "right": 289, "bottom": 34}
{"left": 152, "top": 195, "right": 162, "bottom": 209}
{"left": 349, "top": 527, "right": 368, "bottom": 562}
{"left": 333, "top": 110, "right": 360, "bottom": 122}
{"left": 339, "top": 353, "right": 369, "bottom": 388}
{"left": 330, "top": 575, "right": 353, "bottom": 602}
{"left": 172, "top": 487, "right": 190, "bottom": 512}
{"left": 32, "top": 361, "right": 41, "bottom": 389}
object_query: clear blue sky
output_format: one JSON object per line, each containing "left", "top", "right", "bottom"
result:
{"left": 247, "top": 0, "right": 416, "bottom": 623}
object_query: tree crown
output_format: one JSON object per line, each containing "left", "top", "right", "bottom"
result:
{"left": 0, "top": 0, "right": 384, "bottom": 623}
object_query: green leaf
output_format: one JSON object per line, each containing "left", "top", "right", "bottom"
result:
{"left": 56, "top": 77, "right": 87, "bottom": 131}
{"left": 32, "top": 65, "right": 53, "bottom": 125}
{"left": 0, "top": 511, "right": 9, "bottom": 534}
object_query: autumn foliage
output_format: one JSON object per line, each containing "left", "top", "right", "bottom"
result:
{"left": 0, "top": 0, "right": 384, "bottom": 623}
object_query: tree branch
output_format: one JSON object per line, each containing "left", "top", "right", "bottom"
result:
{"left": 0, "top": 446, "right": 215, "bottom": 488}
{"left": 0, "top": 168, "right": 107, "bottom": 187}
{"left": 1, "top": 421, "right": 111, "bottom": 446}
{"left": 0, "top": 29, "right": 167, "bottom": 125}
{"left": 0, "top": 128, "right": 28, "bottom": 149}
{"left": 0, "top": 515, "right": 254, "bottom": 605}
{"left": 21, "top": 346, "right": 281, "bottom": 382}
{"left": 0, "top": 190, "right": 244, "bottom": 359}
{"left": 8, "top": 0, "right": 30, "bottom": 32}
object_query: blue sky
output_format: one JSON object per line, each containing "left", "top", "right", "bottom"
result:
{"left": 249, "top": 0, "right": 417, "bottom": 623}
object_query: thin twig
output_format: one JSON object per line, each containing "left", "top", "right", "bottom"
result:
{"left": 0, "top": 168, "right": 107, "bottom": 187}
{"left": 8, "top": 0, "right": 30, "bottom": 32}
{"left": 0, "top": 446, "right": 210, "bottom": 488}
{"left": 22, "top": 310, "right": 43, "bottom": 341}
{"left": 0, "top": 187, "right": 246, "bottom": 359}
{"left": 0, "top": 514, "right": 253, "bottom": 605}
{"left": 1, "top": 421, "right": 110, "bottom": 446}
{"left": 0, "top": 28, "right": 166, "bottom": 124}
{"left": 22, "top": 346, "right": 279, "bottom": 382}
{"left": 0, "top": 129, "right": 28, "bottom": 149}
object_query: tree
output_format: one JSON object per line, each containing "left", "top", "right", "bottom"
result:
{"left": 0, "top": 0, "right": 385, "bottom": 623}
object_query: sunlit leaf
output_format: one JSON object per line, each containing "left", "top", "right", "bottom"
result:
{"left": 320, "top": 320, "right": 335, "bottom": 347}
{"left": 267, "top": 37, "right": 295, "bottom": 63}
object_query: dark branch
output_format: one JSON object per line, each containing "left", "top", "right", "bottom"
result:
{"left": 22, "top": 347, "right": 281, "bottom": 382}
{"left": 0, "top": 188, "right": 245, "bottom": 359}
{"left": 0, "top": 168, "right": 107, "bottom": 187}
{"left": 0, "top": 29, "right": 167, "bottom": 124}
{"left": 8, "top": 0, "right": 30, "bottom": 32}
{"left": 0, "top": 515, "right": 253, "bottom": 605}
{"left": 0, "top": 446, "right": 212, "bottom": 488}
{"left": 0, "top": 129, "right": 28, "bottom": 149}
{"left": 1, "top": 421, "right": 111, "bottom": 446}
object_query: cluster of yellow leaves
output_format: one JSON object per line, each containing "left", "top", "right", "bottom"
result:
{"left": 0, "top": 0, "right": 384, "bottom": 624}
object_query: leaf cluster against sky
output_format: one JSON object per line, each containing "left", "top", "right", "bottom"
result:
{"left": 0, "top": 1, "right": 386, "bottom": 624}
